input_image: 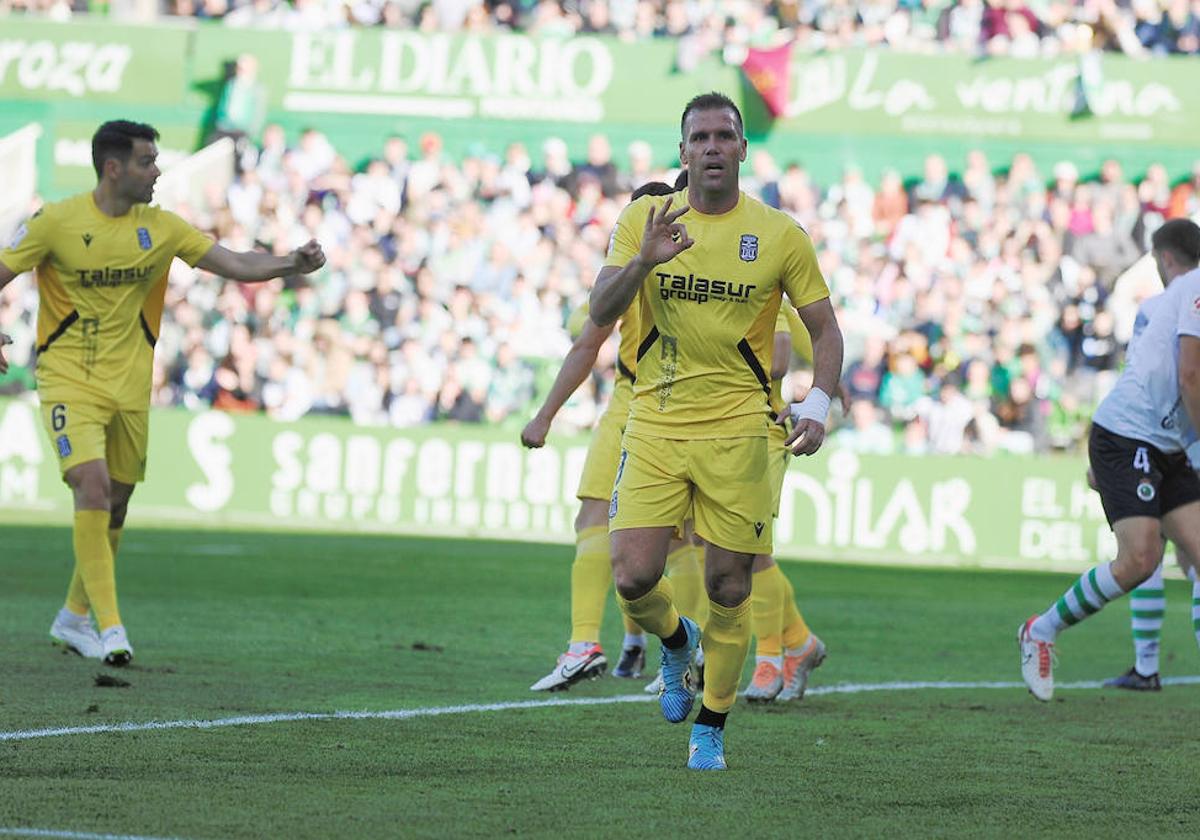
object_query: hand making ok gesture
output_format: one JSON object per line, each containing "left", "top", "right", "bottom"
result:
{"left": 637, "top": 197, "right": 694, "bottom": 267}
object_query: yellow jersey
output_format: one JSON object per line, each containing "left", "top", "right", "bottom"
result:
{"left": 1, "top": 193, "right": 213, "bottom": 409}
{"left": 605, "top": 190, "right": 828, "bottom": 439}
{"left": 567, "top": 298, "right": 640, "bottom": 383}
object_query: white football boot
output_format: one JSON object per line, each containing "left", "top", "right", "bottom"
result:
{"left": 50, "top": 609, "right": 103, "bottom": 659}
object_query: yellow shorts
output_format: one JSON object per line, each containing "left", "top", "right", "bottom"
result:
{"left": 577, "top": 378, "right": 633, "bottom": 500}
{"left": 768, "top": 422, "right": 790, "bottom": 518}
{"left": 40, "top": 400, "right": 148, "bottom": 483}
{"left": 609, "top": 431, "right": 773, "bottom": 555}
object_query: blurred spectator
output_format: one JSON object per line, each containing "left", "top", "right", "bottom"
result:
{"left": 1069, "top": 202, "right": 1140, "bottom": 286}
{"left": 843, "top": 334, "right": 887, "bottom": 401}
{"left": 880, "top": 351, "right": 927, "bottom": 422}
{"left": 917, "top": 376, "right": 976, "bottom": 454}
{"left": 212, "top": 54, "right": 268, "bottom": 145}
{"left": 1168, "top": 161, "right": 1200, "bottom": 219}
{"left": 833, "top": 398, "right": 896, "bottom": 454}
{"left": 872, "top": 170, "right": 909, "bottom": 237}
{"left": 568, "top": 134, "right": 622, "bottom": 198}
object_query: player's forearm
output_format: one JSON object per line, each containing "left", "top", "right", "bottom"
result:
{"left": 590, "top": 257, "right": 651, "bottom": 326}
{"left": 535, "top": 342, "right": 603, "bottom": 423}
{"left": 224, "top": 251, "right": 302, "bottom": 283}
{"left": 806, "top": 319, "right": 844, "bottom": 398}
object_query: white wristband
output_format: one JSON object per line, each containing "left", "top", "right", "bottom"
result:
{"left": 789, "top": 387, "right": 831, "bottom": 425}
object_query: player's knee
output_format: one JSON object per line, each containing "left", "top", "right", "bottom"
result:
{"left": 611, "top": 558, "right": 656, "bottom": 601}
{"left": 1133, "top": 541, "right": 1163, "bottom": 572}
{"left": 67, "top": 470, "right": 110, "bottom": 510}
{"left": 1118, "top": 542, "right": 1164, "bottom": 584}
{"left": 706, "top": 570, "right": 751, "bottom": 608}
{"left": 109, "top": 503, "right": 129, "bottom": 529}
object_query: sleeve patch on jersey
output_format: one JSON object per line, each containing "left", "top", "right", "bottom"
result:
{"left": 8, "top": 223, "right": 27, "bottom": 249}
{"left": 56, "top": 434, "right": 72, "bottom": 458}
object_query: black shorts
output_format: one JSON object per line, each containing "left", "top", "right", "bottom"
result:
{"left": 1089, "top": 423, "right": 1200, "bottom": 526}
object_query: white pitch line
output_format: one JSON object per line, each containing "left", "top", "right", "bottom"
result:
{"left": 0, "top": 829, "right": 180, "bottom": 840}
{"left": 3, "top": 676, "right": 1199, "bottom": 743}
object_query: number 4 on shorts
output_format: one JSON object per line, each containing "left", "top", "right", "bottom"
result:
{"left": 1133, "top": 446, "right": 1150, "bottom": 474}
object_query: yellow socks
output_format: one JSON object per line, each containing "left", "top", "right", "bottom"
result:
{"left": 780, "top": 570, "right": 812, "bottom": 651}
{"left": 570, "top": 525, "right": 611, "bottom": 643}
{"left": 701, "top": 596, "right": 753, "bottom": 713}
{"left": 666, "top": 543, "right": 709, "bottom": 630}
{"left": 617, "top": 577, "right": 680, "bottom": 639}
{"left": 752, "top": 564, "right": 786, "bottom": 658}
{"left": 64, "top": 526, "right": 123, "bottom": 617}
{"left": 622, "top": 611, "right": 644, "bottom": 636}
{"left": 65, "top": 567, "right": 90, "bottom": 617}
{"left": 73, "top": 510, "right": 121, "bottom": 630}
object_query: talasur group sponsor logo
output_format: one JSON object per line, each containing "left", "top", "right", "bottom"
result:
{"left": 76, "top": 265, "right": 155, "bottom": 288}
{"left": 655, "top": 272, "right": 756, "bottom": 305}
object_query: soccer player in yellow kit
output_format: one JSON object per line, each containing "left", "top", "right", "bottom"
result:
{"left": 591, "top": 92, "right": 843, "bottom": 770}
{"left": 522, "top": 181, "right": 709, "bottom": 690}
{"left": 0, "top": 120, "right": 325, "bottom": 666}
{"left": 744, "top": 306, "right": 832, "bottom": 702}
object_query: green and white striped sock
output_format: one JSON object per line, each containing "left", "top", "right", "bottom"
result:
{"left": 1131, "top": 564, "right": 1164, "bottom": 677}
{"left": 1193, "top": 582, "right": 1200, "bottom": 653}
{"left": 1030, "top": 562, "right": 1127, "bottom": 642}
{"left": 1185, "top": 567, "right": 1200, "bottom": 654}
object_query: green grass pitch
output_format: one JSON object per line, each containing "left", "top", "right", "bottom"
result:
{"left": 2, "top": 524, "right": 1199, "bottom": 838}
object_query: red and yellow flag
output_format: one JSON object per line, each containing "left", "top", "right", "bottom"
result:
{"left": 741, "top": 41, "right": 794, "bottom": 118}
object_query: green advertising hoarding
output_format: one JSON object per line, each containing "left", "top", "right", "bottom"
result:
{"left": 0, "top": 19, "right": 204, "bottom": 197}
{"left": 183, "top": 26, "right": 1200, "bottom": 180}
{"left": 0, "top": 18, "right": 191, "bottom": 104}
{"left": 188, "top": 27, "right": 1199, "bottom": 146}
{"left": 3, "top": 20, "right": 1198, "bottom": 197}
{"left": 0, "top": 398, "right": 1114, "bottom": 574}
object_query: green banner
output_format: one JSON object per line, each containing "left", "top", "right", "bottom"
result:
{"left": 188, "top": 28, "right": 726, "bottom": 126}
{"left": 775, "top": 49, "right": 1197, "bottom": 147}
{"left": 0, "top": 20, "right": 204, "bottom": 197}
{"left": 182, "top": 26, "right": 1199, "bottom": 181}
{"left": 4, "top": 20, "right": 1199, "bottom": 197}
{"left": 185, "top": 28, "right": 1198, "bottom": 146}
{"left": 0, "top": 19, "right": 192, "bottom": 105}
{"left": 0, "top": 398, "right": 1115, "bottom": 573}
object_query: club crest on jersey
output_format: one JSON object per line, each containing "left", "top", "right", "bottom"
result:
{"left": 136, "top": 227, "right": 152, "bottom": 250}
{"left": 739, "top": 234, "right": 758, "bottom": 262}
{"left": 56, "top": 434, "right": 72, "bottom": 458}
{"left": 1137, "top": 480, "right": 1156, "bottom": 502}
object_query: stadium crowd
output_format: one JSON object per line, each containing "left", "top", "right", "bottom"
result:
{"left": 3, "top": 120, "right": 1200, "bottom": 456}
{"left": 3, "top": 0, "right": 1199, "bottom": 57}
